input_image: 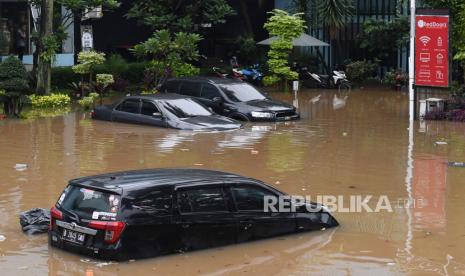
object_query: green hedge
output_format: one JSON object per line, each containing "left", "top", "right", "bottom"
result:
{"left": 51, "top": 62, "right": 150, "bottom": 90}
{"left": 51, "top": 67, "right": 80, "bottom": 90}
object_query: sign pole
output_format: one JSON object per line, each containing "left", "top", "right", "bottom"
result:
{"left": 408, "top": 0, "right": 416, "bottom": 121}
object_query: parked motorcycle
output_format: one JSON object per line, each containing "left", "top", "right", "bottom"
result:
{"left": 239, "top": 64, "right": 264, "bottom": 86}
{"left": 212, "top": 67, "right": 245, "bottom": 81}
{"left": 297, "top": 67, "right": 351, "bottom": 90}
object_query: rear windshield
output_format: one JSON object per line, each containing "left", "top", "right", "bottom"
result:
{"left": 57, "top": 185, "right": 121, "bottom": 220}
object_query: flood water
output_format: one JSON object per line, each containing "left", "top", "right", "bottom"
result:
{"left": 1, "top": 88, "right": 465, "bottom": 275}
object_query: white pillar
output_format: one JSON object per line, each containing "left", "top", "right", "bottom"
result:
{"left": 408, "top": 0, "right": 416, "bottom": 121}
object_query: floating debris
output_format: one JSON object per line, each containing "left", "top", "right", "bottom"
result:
{"left": 250, "top": 150, "right": 259, "bottom": 155}
{"left": 435, "top": 141, "right": 448, "bottom": 145}
{"left": 14, "top": 164, "right": 28, "bottom": 171}
{"left": 448, "top": 162, "right": 465, "bottom": 167}
{"left": 193, "top": 163, "right": 204, "bottom": 166}
{"left": 0, "top": 235, "right": 5, "bottom": 242}
{"left": 310, "top": 94, "right": 321, "bottom": 104}
{"left": 342, "top": 132, "right": 348, "bottom": 137}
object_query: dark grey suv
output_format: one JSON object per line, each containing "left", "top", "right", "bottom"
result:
{"left": 161, "top": 77, "right": 300, "bottom": 122}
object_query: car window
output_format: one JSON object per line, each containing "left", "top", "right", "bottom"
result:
{"left": 179, "top": 82, "right": 201, "bottom": 97}
{"left": 166, "top": 81, "right": 181, "bottom": 93}
{"left": 116, "top": 99, "right": 140, "bottom": 114}
{"left": 219, "top": 83, "right": 267, "bottom": 102}
{"left": 141, "top": 100, "right": 160, "bottom": 116}
{"left": 159, "top": 98, "right": 213, "bottom": 118}
{"left": 131, "top": 189, "right": 172, "bottom": 215}
{"left": 177, "top": 187, "right": 227, "bottom": 213}
{"left": 201, "top": 84, "right": 221, "bottom": 100}
{"left": 231, "top": 185, "right": 277, "bottom": 211}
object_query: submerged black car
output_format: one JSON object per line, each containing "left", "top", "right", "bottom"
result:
{"left": 49, "top": 169, "right": 338, "bottom": 261}
{"left": 91, "top": 94, "right": 241, "bottom": 131}
{"left": 161, "top": 77, "right": 300, "bottom": 122}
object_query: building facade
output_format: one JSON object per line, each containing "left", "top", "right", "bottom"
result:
{"left": 0, "top": 0, "right": 75, "bottom": 66}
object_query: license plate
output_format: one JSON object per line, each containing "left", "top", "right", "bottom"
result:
{"left": 62, "top": 228, "right": 86, "bottom": 245}
{"left": 284, "top": 116, "right": 292, "bottom": 120}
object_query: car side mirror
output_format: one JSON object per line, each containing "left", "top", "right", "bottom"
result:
{"left": 152, "top": 112, "right": 163, "bottom": 119}
{"left": 212, "top": 96, "right": 223, "bottom": 103}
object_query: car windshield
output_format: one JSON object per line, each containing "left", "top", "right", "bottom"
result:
{"left": 159, "top": 98, "right": 213, "bottom": 118}
{"left": 57, "top": 185, "right": 121, "bottom": 220}
{"left": 219, "top": 83, "right": 267, "bottom": 102}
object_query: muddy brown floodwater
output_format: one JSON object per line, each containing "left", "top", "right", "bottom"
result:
{"left": 1, "top": 88, "right": 465, "bottom": 275}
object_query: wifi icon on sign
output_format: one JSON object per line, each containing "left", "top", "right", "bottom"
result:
{"left": 419, "top": 36, "right": 431, "bottom": 46}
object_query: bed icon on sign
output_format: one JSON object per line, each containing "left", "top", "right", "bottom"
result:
{"left": 420, "top": 53, "right": 431, "bottom": 62}
{"left": 436, "top": 53, "right": 444, "bottom": 64}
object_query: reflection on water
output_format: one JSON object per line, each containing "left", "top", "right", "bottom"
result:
{"left": 1, "top": 89, "right": 465, "bottom": 275}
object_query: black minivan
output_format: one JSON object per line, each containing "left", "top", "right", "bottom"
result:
{"left": 161, "top": 77, "right": 300, "bottom": 122}
{"left": 49, "top": 169, "right": 338, "bottom": 260}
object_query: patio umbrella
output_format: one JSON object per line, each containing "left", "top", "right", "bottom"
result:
{"left": 257, "top": 33, "right": 329, "bottom": 47}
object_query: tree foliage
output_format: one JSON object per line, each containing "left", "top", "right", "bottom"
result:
{"left": 126, "top": 0, "right": 235, "bottom": 32}
{"left": 316, "top": 0, "right": 354, "bottom": 29}
{"left": 357, "top": 17, "right": 409, "bottom": 63}
{"left": 73, "top": 51, "right": 106, "bottom": 76}
{"left": 133, "top": 30, "right": 201, "bottom": 88}
{"left": 263, "top": 9, "right": 306, "bottom": 88}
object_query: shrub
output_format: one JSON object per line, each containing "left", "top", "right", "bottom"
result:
{"left": 0, "top": 56, "right": 30, "bottom": 116}
{"left": 28, "top": 93, "right": 71, "bottom": 108}
{"left": 78, "top": 92, "right": 99, "bottom": 110}
{"left": 52, "top": 67, "right": 80, "bottom": 90}
{"left": 112, "top": 78, "right": 129, "bottom": 92}
{"left": 0, "top": 57, "right": 29, "bottom": 95}
{"left": 346, "top": 60, "right": 379, "bottom": 85}
{"left": 141, "top": 89, "right": 158, "bottom": 95}
{"left": 424, "top": 111, "right": 448, "bottom": 120}
{"left": 382, "top": 69, "right": 407, "bottom": 87}
{"left": 124, "top": 62, "right": 149, "bottom": 84}
{"left": 72, "top": 51, "right": 106, "bottom": 91}
{"left": 449, "top": 109, "right": 465, "bottom": 122}
{"left": 96, "top": 74, "right": 114, "bottom": 88}
{"left": 102, "top": 54, "right": 128, "bottom": 77}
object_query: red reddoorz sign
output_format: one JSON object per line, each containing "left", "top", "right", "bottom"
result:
{"left": 415, "top": 13, "right": 450, "bottom": 88}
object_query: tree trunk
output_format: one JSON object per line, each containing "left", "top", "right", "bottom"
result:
{"left": 74, "top": 13, "right": 82, "bottom": 63}
{"left": 36, "top": 0, "right": 54, "bottom": 95}
{"left": 239, "top": 1, "right": 253, "bottom": 36}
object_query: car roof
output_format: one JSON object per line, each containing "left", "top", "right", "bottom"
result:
{"left": 124, "top": 93, "right": 192, "bottom": 101}
{"left": 167, "top": 76, "right": 245, "bottom": 85}
{"left": 69, "top": 168, "right": 261, "bottom": 193}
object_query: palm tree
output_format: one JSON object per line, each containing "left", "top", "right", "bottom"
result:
{"left": 316, "top": 0, "right": 354, "bottom": 67}
{"left": 293, "top": 0, "right": 354, "bottom": 70}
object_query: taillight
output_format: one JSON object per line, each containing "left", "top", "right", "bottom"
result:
{"left": 49, "top": 206, "right": 63, "bottom": 230}
{"left": 88, "top": 221, "right": 126, "bottom": 244}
